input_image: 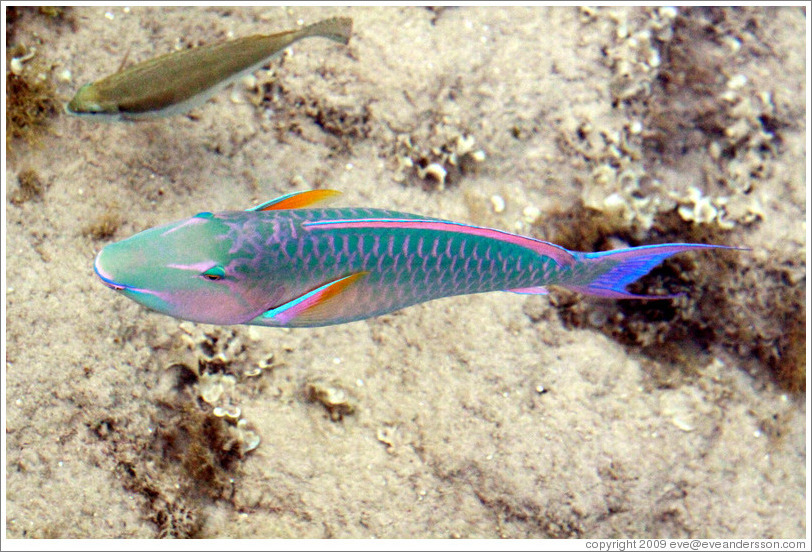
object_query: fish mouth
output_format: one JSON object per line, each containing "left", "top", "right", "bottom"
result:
{"left": 94, "top": 251, "right": 129, "bottom": 291}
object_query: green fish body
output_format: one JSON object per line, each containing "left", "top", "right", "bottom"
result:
{"left": 93, "top": 190, "right": 743, "bottom": 327}
{"left": 66, "top": 16, "right": 352, "bottom": 120}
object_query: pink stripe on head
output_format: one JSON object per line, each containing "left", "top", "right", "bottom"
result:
{"left": 167, "top": 261, "right": 218, "bottom": 272}
{"left": 160, "top": 216, "right": 209, "bottom": 236}
{"left": 304, "top": 218, "right": 576, "bottom": 266}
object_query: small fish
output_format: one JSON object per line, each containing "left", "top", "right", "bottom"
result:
{"left": 66, "top": 17, "right": 353, "bottom": 120}
{"left": 93, "top": 190, "right": 744, "bottom": 327}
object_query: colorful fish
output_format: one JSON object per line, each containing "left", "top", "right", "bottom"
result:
{"left": 93, "top": 190, "right": 742, "bottom": 327}
{"left": 66, "top": 17, "right": 352, "bottom": 120}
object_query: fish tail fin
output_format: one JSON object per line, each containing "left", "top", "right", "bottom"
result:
{"left": 563, "top": 243, "right": 746, "bottom": 299}
{"left": 300, "top": 16, "right": 353, "bottom": 45}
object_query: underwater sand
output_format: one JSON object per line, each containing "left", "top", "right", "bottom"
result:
{"left": 4, "top": 5, "right": 808, "bottom": 539}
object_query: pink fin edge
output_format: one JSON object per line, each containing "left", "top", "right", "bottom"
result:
{"left": 304, "top": 218, "right": 577, "bottom": 266}
{"left": 507, "top": 286, "right": 549, "bottom": 295}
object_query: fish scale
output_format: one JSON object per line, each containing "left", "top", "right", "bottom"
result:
{"left": 212, "top": 208, "right": 567, "bottom": 325}
{"left": 93, "top": 190, "right": 743, "bottom": 327}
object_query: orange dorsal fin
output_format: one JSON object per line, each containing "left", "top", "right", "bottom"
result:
{"left": 247, "top": 189, "right": 342, "bottom": 211}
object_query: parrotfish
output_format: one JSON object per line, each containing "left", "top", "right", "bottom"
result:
{"left": 66, "top": 17, "right": 352, "bottom": 120}
{"left": 93, "top": 190, "right": 741, "bottom": 327}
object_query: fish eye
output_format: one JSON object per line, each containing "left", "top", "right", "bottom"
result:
{"left": 201, "top": 265, "right": 226, "bottom": 281}
{"left": 68, "top": 102, "right": 105, "bottom": 115}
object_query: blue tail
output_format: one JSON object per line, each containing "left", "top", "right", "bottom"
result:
{"left": 564, "top": 243, "right": 745, "bottom": 299}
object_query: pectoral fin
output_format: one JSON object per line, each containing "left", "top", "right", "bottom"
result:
{"left": 247, "top": 189, "right": 341, "bottom": 211}
{"left": 257, "top": 272, "right": 369, "bottom": 326}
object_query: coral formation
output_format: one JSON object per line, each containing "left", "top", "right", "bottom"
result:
{"left": 392, "top": 128, "right": 486, "bottom": 190}
{"left": 304, "top": 379, "right": 355, "bottom": 421}
{"left": 558, "top": 7, "right": 782, "bottom": 239}
{"left": 538, "top": 7, "right": 804, "bottom": 392}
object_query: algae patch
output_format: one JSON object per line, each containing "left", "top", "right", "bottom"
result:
{"left": 247, "top": 71, "right": 372, "bottom": 153}
{"left": 6, "top": 8, "right": 68, "bottom": 150}
{"left": 82, "top": 212, "right": 123, "bottom": 240}
{"left": 5, "top": 60, "right": 59, "bottom": 148}
{"left": 90, "top": 323, "right": 278, "bottom": 537}
{"left": 9, "top": 168, "right": 47, "bottom": 205}
{"left": 539, "top": 204, "right": 805, "bottom": 392}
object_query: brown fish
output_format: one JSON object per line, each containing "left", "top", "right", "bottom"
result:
{"left": 66, "top": 16, "right": 352, "bottom": 120}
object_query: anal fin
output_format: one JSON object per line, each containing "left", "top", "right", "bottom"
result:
{"left": 506, "top": 286, "right": 549, "bottom": 295}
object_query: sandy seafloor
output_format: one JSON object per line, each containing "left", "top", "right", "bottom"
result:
{"left": 3, "top": 5, "right": 809, "bottom": 540}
